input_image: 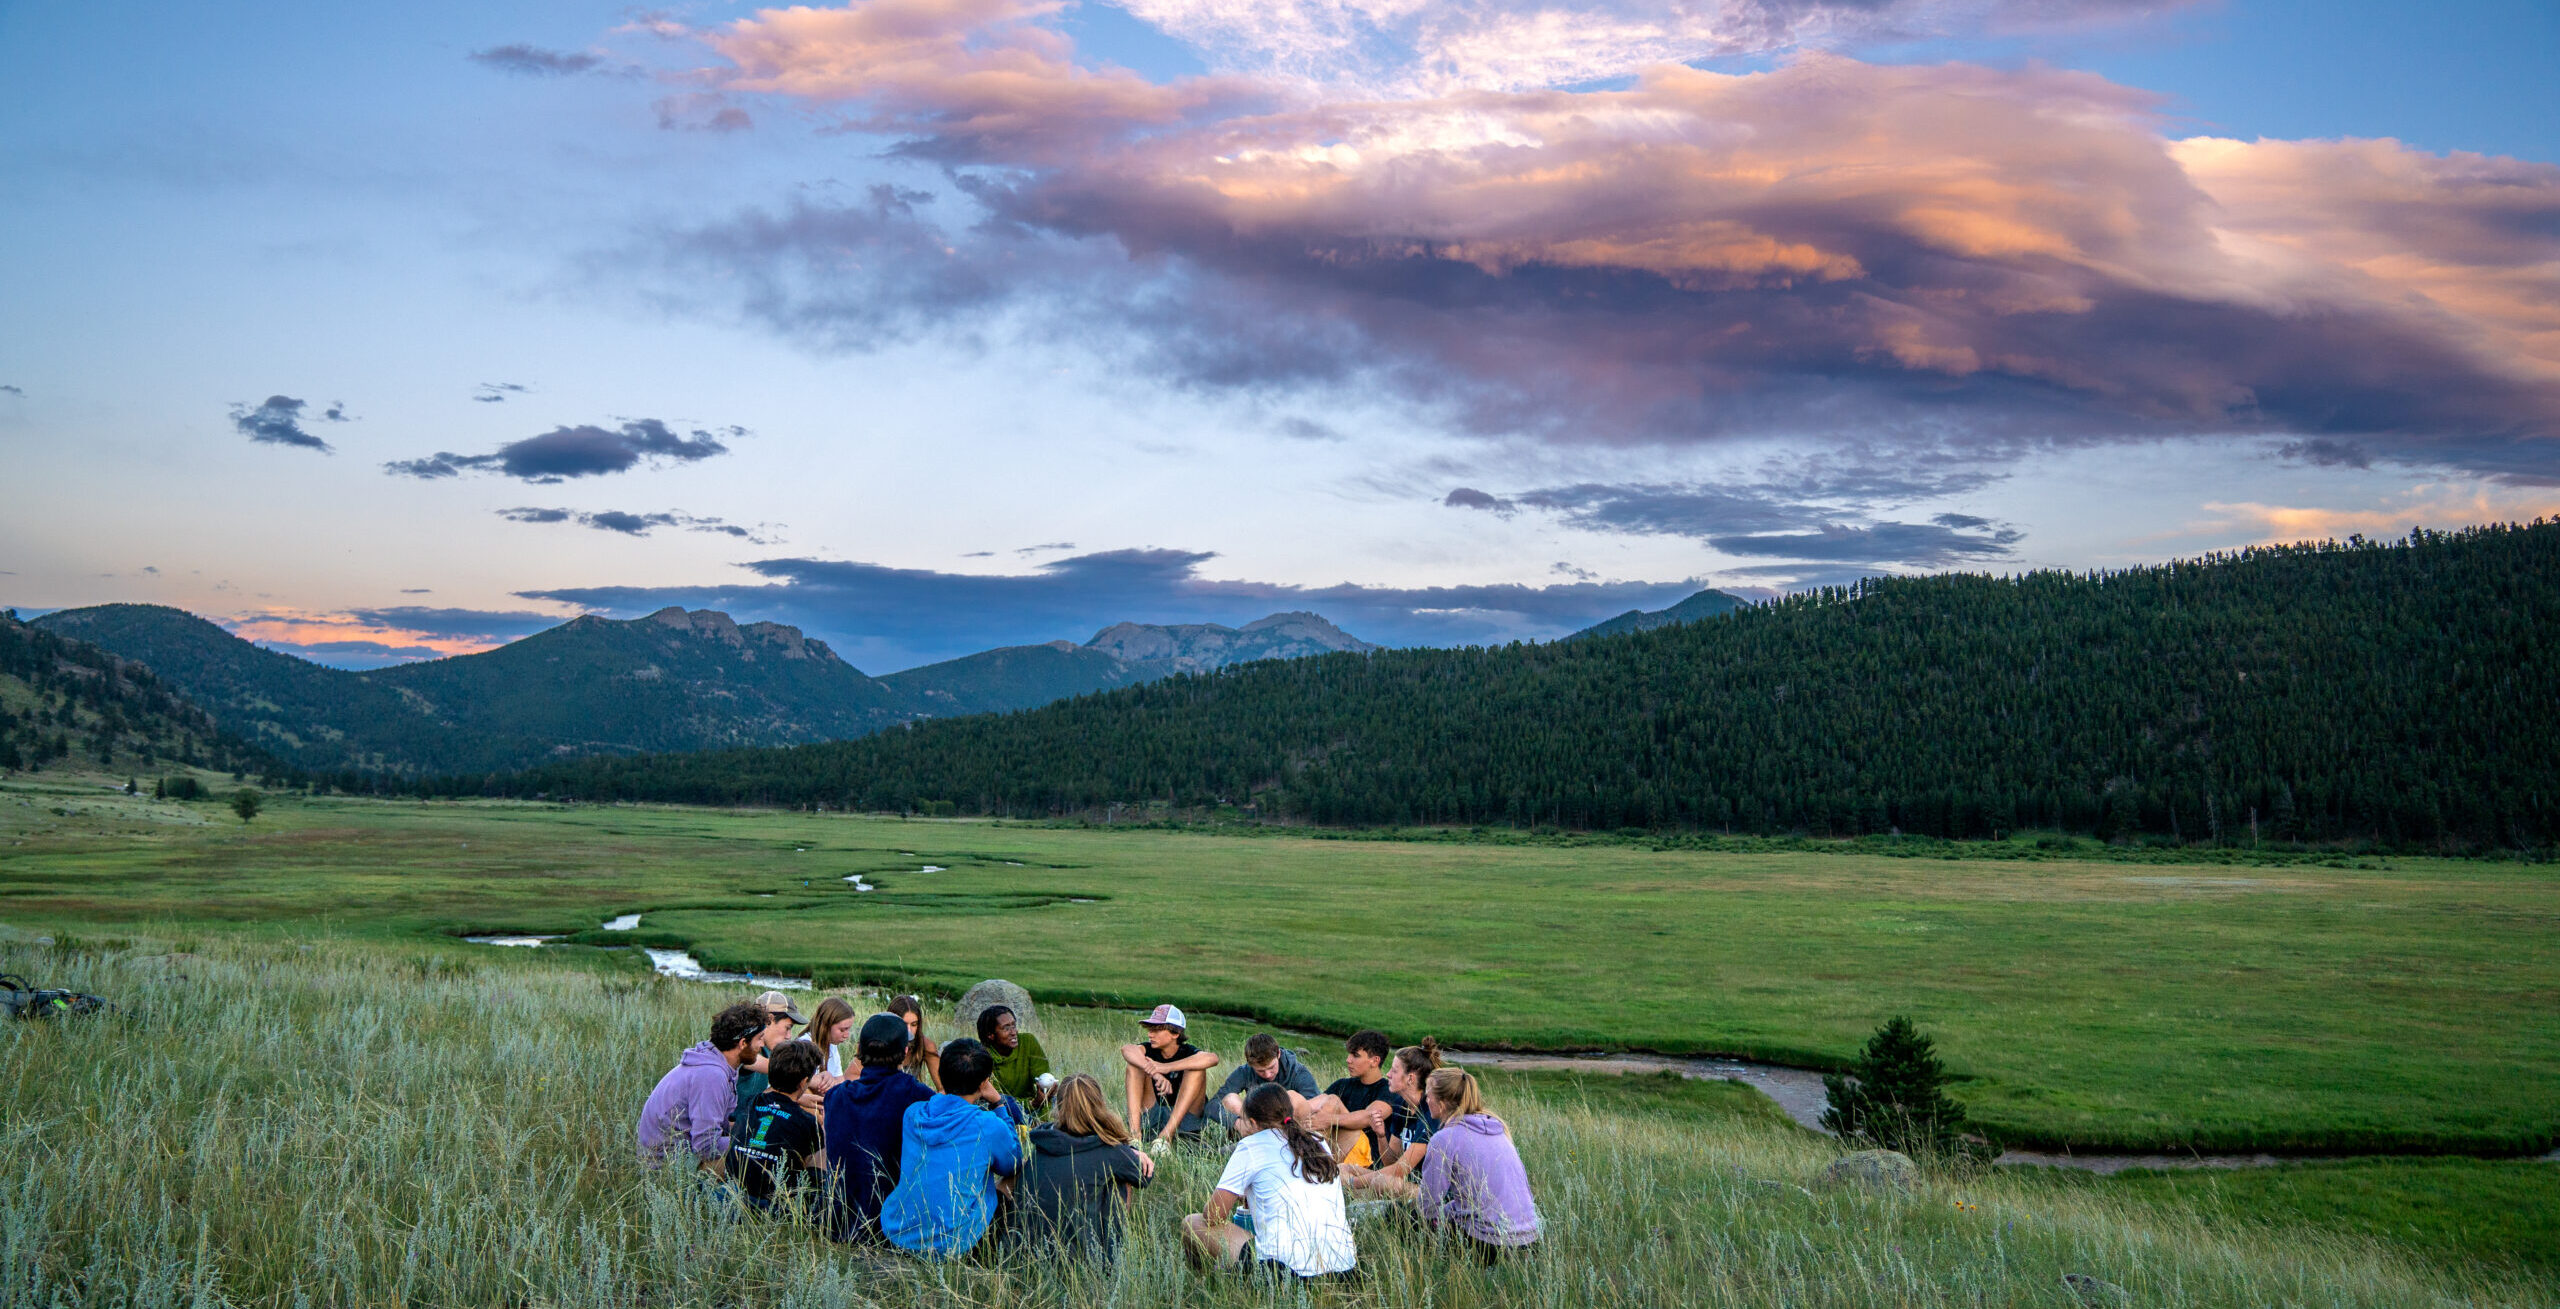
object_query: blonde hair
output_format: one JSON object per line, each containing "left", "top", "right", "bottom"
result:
{"left": 808, "top": 996, "right": 859, "bottom": 1049}
{"left": 1051, "top": 1074, "right": 1133, "bottom": 1145}
{"left": 1426, "top": 1067, "right": 1485, "bottom": 1120}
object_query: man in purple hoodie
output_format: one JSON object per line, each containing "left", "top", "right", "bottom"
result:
{"left": 638, "top": 1001, "right": 774, "bottom": 1175}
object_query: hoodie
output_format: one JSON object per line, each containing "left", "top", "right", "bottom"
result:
{"left": 879, "top": 1094, "right": 1024, "bottom": 1257}
{"left": 1006, "top": 1126, "right": 1151, "bottom": 1258}
{"left": 824, "top": 1064, "right": 936, "bottom": 1242}
{"left": 1415, "top": 1114, "right": 1542, "bottom": 1247}
{"left": 636, "top": 1041, "right": 737, "bottom": 1166}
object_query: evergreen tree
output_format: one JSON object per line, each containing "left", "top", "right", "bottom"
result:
{"left": 229, "top": 788, "right": 262, "bottom": 823}
{"left": 1820, "top": 1016, "right": 1970, "bottom": 1155}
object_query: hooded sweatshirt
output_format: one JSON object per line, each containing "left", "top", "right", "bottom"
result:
{"left": 824, "top": 1064, "right": 936, "bottom": 1242}
{"left": 636, "top": 1041, "right": 738, "bottom": 1167}
{"left": 880, "top": 1094, "right": 1025, "bottom": 1257}
{"left": 1415, "top": 1113, "right": 1542, "bottom": 1247}
{"left": 1006, "top": 1125, "right": 1151, "bottom": 1258}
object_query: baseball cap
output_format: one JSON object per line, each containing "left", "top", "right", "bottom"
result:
{"left": 1142, "top": 1003, "right": 1187, "bottom": 1030}
{"left": 756, "top": 990, "right": 807, "bottom": 1025}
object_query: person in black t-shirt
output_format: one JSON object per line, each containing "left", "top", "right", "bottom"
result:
{"left": 1119, "top": 1003, "right": 1219, "bottom": 1152}
{"left": 731, "top": 1039, "right": 828, "bottom": 1214}
{"left": 1304, "top": 1028, "right": 1397, "bottom": 1167}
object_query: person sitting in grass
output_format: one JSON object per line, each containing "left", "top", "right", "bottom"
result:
{"left": 1414, "top": 1067, "right": 1541, "bottom": 1261}
{"left": 825, "top": 1013, "right": 938, "bottom": 1244}
{"left": 886, "top": 994, "right": 942, "bottom": 1091}
{"left": 1179, "top": 1083, "right": 1358, "bottom": 1281}
{"left": 636, "top": 1000, "right": 771, "bottom": 1176}
{"left": 1008, "top": 1073, "right": 1156, "bottom": 1260}
{"left": 979, "top": 1005, "right": 1054, "bottom": 1113}
{"left": 881, "top": 1038, "right": 1025, "bottom": 1258}
{"left": 731, "top": 1039, "right": 829, "bottom": 1214}
{"left": 1121, "top": 1004, "right": 1219, "bottom": 1152}
{"left": 1345, "top": 1039, "right": 1444, "bottom": 1199}
{"left": 1303, "top": 1030, "right": 1398, "bottom": 1168}
{"left": 729, "top": 991, "right": 805, "bottom": 1146}
{"left": 806, "top": 995, "right": 860, "bottom": 1087}
{"left": 1211, "top": 1033, "right": 1321, "bottom": 1138}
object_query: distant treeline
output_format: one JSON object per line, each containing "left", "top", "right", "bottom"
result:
{"left": 423, "top": 523, "right": 2557, "bottom": 849}
{"left": 0, "top": 611, "right": 273, "bottom": 779}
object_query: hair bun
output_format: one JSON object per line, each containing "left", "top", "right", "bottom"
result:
{"left": 1421, "top": 1035, "right": 1442, "bottom": 1066}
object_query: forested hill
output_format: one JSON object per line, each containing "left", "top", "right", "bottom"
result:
{"left": 466, "top": 523, "right": 2560, "bottom": 848}
{"left": 0, "top": 610, "right": 272, "bottom": 778}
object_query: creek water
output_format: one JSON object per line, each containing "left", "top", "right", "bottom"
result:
{"left": 602, "top": 914, "right": 641, "bottom": 931}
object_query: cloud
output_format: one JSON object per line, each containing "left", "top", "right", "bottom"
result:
{"left": 655, "top": 93, "right": 755, "bottom": 132}
{"left": 1707, "top": 518, "right": 2023, "bottom": 566}
{"left": 469, "top": 44, "right": 603, "bottom": 76}
{"left": 0, "top": 385, "right": 22, "bottom": 397}
{"left": 222, "top": 605, "right": 582, "bottom": 668}
{"left": 387, "top": 419, "right": 738, "bottom": 481}
{"left": 473, "top": 382, "right": 530, "bottom": 403}
{"left": 497, "top": 505, "right": 779, "bottom": 541}
{"left": 520, "top": 546, "right": 1708, "bottom": 670}
{"left": 229, "top": 395, "right": 334, "bottom": 451}
{"left": 399, "top": 588, "right": 432, "bottom": 594}
{"left": 1119, "top": 0, "right": 2199, "bottom": 96}
{"left": 649, "top": 15, "right": 2560, "bottom": 481}
{"left": 1443, "top": 487, "right": 1513, "bottom": 512}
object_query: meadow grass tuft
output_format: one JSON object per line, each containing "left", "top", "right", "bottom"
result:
{"left": 3, "top": 932, "right": 2550, "bottom": 1308}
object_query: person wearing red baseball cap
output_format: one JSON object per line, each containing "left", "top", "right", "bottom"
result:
{"left": 1119, "top": 1003, "right": 1221, "bottom": 1153}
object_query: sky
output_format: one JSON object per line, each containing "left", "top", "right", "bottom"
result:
{"left": 1, "top": 0, "right": 2553, "bottom": 674}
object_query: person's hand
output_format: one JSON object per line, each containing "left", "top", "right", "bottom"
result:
{"left": 1365, "top": 1103, "right": 1391, "bottom": 1130}
{"left": 1134, "top": 1148, "right": 1157, "bottom": 1179}
{"left": 1152, "top": 1073, "right": 1173, "bottom": 1097}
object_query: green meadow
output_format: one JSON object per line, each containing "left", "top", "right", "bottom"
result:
{"left": 3, "top": 773, "right": 2554, "bottom": 1155}
{"left": 3, "top": 929, "right": 2553, "bottom": 1308}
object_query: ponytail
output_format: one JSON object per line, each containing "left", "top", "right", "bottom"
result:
{"left": 1242, "top": 1084, "right": 1338, "bottom": 1185}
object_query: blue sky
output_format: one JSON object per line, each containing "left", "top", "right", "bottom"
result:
{"left": 2, "top": 0, "right": 2553, "bottom": 672}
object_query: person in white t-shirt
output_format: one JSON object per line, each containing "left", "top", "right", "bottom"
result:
{"left": 1180, "top": 1084, "right": 1358, "bottom": 1280}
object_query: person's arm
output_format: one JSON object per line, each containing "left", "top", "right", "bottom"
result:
{"left": 1115, "top": 1144, "right": 1156, "bottom": 1187}
{"left": 1381, "top": 1139, "right": 1428, "bottom": 1180}
{"left": 1161, "top": 1050, "right": 1221, "bottom": 1075}
{"left": 1203, "top": 1187, "right": 1242, "bottom": 1225}
{"left": 1119, "top": 1042, "right": 1156, "bottom": 1071}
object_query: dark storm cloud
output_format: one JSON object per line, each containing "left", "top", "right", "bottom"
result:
{"left": 386, "top": 419, "right": 736, "bottom": 482}
{"left": 519, "top": 547, "right": 1703, "bottom": 671}
{"left": 229, "top": 395, "right": 332, "bottom": 451}
{"left": 498, "top": 505, "right": 775, "bottom": 541}
{"left": 469, "top": 44, "right": 603, "bottom": 77}
{"left": 1485, "top": 468, "right": 2023, "bottom": 573}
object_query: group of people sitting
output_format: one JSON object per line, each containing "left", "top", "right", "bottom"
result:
{"left": 635, "top": 991, "right": 1542, "bottom": 1278}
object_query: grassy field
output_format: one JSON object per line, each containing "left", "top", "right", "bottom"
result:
{"left": 3, "top": 927, "right": 2553, "bottom": 1309}
{"left": 2, "top": 772, "right": 2556, "bottom": 1154}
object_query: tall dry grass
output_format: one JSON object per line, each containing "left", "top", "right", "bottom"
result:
{"left": 0, "top": 931, "right": 2544, "bottom": 1308}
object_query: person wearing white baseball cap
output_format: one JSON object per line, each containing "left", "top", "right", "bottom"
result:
{"left": 1120, "top": 1003, "right": 1221, "bottom": 1153}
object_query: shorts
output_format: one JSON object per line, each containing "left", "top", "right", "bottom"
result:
{"left": 1140, "top": 1104, "right": 1212, "bottom": 1140}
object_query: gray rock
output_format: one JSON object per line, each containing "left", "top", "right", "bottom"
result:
{"left": 2062, "top": 1273, "right": 2131, "bottom": 1306}
{"left": 953, "top": 978, "right": 1039, "bottom": 1038}
{"left": 1819, "top": 1149, "right": 1917, "bottom": 1190}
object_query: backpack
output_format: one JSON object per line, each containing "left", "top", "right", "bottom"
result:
{"left": 0, "top": 974, "right": 114, "bottom": 1020}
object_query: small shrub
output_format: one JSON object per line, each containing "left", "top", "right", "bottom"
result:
{"left": 1822, "top": 1015, "right": 1972, "bottom": 1158}
{"left": 229, "top": 788, "right": 263, "bottom": 823}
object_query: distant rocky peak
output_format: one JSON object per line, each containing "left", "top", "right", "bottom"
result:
{"left": 639, "top": 608, "right": 829, "bottom": 661}
{"left": 1081, "top": 611, "right": 1375, "bottom": 674}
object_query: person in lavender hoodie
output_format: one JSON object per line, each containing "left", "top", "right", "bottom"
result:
{"left": 637, "top": 1001, "right": 775, "bottom": 1176}
{"left": 1413, "top": 1068, "right": 1542, "bottom": 1263}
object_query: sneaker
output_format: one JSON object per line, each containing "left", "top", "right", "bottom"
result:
{"left": 1148, "top": 1138, "right": 1173, "bottom": 1158}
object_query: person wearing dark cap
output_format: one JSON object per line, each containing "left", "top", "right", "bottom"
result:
{"left": 823, "top": 1012, "right": 937, "bottom": 1243}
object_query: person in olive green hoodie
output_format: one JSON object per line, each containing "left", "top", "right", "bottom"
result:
{"left": 979, "top": 1005, "right": 1054, "bottom": 1111}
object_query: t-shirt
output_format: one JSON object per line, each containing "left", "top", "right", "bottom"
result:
{"left": 730, "top": 1090, "right": 821, "bottom": 1205}
{"left": 1324, "top": 1075, "right": 1398, "bottom": 1157}
{"left": 1217, "top": 1049, "right": 1321, "bottom": 1103}
{"left": 1213, "top": 1130, "right": 1357, "bottom": 1278}
{"left": 1393, "top": 1103, "right": 1441, "bottom": 1152}
{"left": 987, "top": 1032, "right": 1051, "bottom": 1102}
{"left": 1143, "top": 1040, "right": 1203, "bottom": 1084}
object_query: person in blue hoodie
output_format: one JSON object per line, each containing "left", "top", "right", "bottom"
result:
{"left": 881, "top": 1037, "right": 1025, "bottom": 1258}
{"left": 824, "top": 1013, "right": 938, "bottom": 1243}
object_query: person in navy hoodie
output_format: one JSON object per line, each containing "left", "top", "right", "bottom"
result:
{"left": 824, "top": 1013, "right": 937, "bottom": 1243}
{"left": 881, "top": 1038, "right": 1025, "bottom": 1258}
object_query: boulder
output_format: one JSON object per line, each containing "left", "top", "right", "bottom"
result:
{"left": 1819, "top": 1149, "right": 1917, "bottom": 1190}
{"left": 954, "top": 979, "right": 1040, "bottom": 1038}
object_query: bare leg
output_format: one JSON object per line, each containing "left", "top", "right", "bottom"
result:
{"left": 1125, "top": 1064, "right": 1158, "bottom": 1136}
{"left": 1182, "top": 1213, "right": 1254, "bottom": 1270}
{"left": 1349, "top": 1169, "right": 1418, "bottom": 1201}
{"left": 1166, "top": 1069, "right": 1208, "bottom": 1135}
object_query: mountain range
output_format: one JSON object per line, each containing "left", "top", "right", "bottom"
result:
{"left": 25, "top": 602, "right": 1392, "bottom": 776}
